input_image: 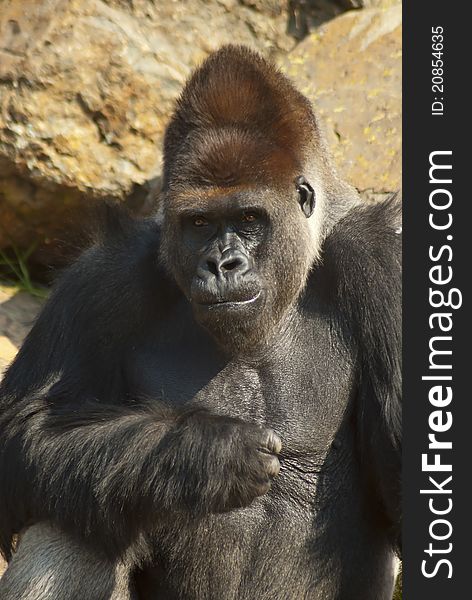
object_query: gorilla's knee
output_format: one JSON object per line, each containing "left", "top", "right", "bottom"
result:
{"left": 0, "top": 523, "right": 134, "bottom": 600}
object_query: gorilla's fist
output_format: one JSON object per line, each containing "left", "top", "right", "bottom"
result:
{"left": 158, "top": 410, "right": 282, "bottom": 513}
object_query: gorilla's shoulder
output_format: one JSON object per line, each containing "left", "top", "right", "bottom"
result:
{"left": 56, "top": 213, "right": 169, "bottom": 312}
{"left": 317, "top": 193, "right": 401, "bottom": 439}
{"left": 1, "top": 213, "right": 176, "bottom": 399}
{"left": 319, "top": 195, "right": 402, "bottom": 547}
{"left": 321, "top": 193, "right": 402, "bottom": 298}
{"left": 319, "top": 192, "right": 401, "bottom": 334}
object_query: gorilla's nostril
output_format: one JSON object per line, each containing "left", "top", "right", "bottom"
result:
{"left": 202, "top": 254, "right": 247, "bottom": 278}
{"left": 219, "top": 254, "right": 247, "bottom": 273}
{"left": 221, "top": 260, "right": 240, "bottom": 272}
{"left": 206, "top": 260, "right": 219, "bottom": 276}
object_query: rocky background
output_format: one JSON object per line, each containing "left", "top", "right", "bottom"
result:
{"left": 0, "top": 0, "right": 401, "bottom": 590}
{"left": 0, "top": 0, "right": 401, "bottom": 267}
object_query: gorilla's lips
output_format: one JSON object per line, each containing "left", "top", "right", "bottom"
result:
{"left": 200, "top": 290, "right": 262, "bottom": 309}
{"left": 191, "top": 278, "right": 263, "bottom": 312}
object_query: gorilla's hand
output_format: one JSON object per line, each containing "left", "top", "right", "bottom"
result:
{"left": 159, "top": 409, "right": 282, "bottom": 513}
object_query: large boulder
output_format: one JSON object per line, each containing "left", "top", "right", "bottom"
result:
{"left": 0, "top": 0, "right": 401, "bottom": 263}
{"left": 341, "top": 0, "right": 400, "bottom": 7}
{"left": 286, "top": 0, "right": 400, "bottom": 37}
{"left": 0, "top": 0, "right": 292, "bottom": 258}
{"left": 282, "top": 5, "right": 401, "bottom": 200}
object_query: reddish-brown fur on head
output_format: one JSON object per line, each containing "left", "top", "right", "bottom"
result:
{"left": 158, "top": 45, "right": 359, "bottom": 349}
{"left": 163, "top": 45, "right": 318, "bottom": 192}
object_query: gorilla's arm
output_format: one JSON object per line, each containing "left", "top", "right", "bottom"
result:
{"left": 0, "top": 218, "right": 279, "bottom": 560}
{"left": 323, "top": 195, "right": 402, "bottom": 554}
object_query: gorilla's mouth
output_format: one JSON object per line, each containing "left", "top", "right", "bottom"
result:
{"left": 199, "top": 291, "right": 262, "bottom": 309}
{"left": 191, "top": 276, "right": 263, "bottom": 312}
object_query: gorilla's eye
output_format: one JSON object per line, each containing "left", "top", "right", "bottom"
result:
{"left": 193, "top": 216, "right": 209, "bottom": 227}
{"left": 241, "top": 212, "right": 259, "bottom": 223}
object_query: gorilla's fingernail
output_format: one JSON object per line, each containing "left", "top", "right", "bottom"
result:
{"left": 268, "top": 457, "right": 281, "bottom": 478}
{"left": 267, "top": 431, "right": 282, "bottom": 454}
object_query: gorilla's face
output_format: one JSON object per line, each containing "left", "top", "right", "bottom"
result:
{"left": 161, "top": 182, "right": 317, "bottom": 350}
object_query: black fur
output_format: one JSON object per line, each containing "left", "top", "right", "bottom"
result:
{"left": 322, "top": 194, "right": 402, "bottom": 553}
{"left": 0, "top": 46, "right": 401, "bottom": 599}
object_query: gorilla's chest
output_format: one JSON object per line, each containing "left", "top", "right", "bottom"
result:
{"left": 125, "top": 314, "right": 355, "bottom": 475}
{"left": 126, "top": 319, "right": 366, "bottom": 598}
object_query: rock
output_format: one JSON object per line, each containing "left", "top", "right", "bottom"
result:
{"left": 0, "top": 0, "right": 293, "bottom": 257}
{"left": 286, "top": 0, "right": 400, "bottom": 39}
{"left": 360, "top": 0, "right": 401, "bottom": 7}
{"left": 339, "top": 0, "right": 400, "bottom": 8}
{"left": 287, "top": 1, "right": 345, "bottom": 39}
{"left": 0, "top": 336, "right": 17, "bottom": 370}
{"left": 0, "top": 0, "right": 401, "bottom": 264}
{"left": 239, "top": 0, "right": 288, "bottom": 16}
{"left": 0, "top": 285, "right": 43, "bottom": 374}
{"left": 282, "top": 5, "right": 401, "bottom": 199}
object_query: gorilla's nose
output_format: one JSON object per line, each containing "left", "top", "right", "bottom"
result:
{"left": 204, "top": 251, "right": 250, "bottom": 279}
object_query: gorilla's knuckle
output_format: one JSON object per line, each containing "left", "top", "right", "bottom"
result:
{"left": 263, "top": 454, "right": 281, "bottom": 479}
{"left": 264, "top": 429, "right": 283, "bottom": 455}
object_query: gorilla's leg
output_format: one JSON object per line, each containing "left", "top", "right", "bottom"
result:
{"left": 0, "top": 523, "right": 135, "bottom": 600}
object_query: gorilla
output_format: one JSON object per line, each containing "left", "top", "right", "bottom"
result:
{"left": 0, "top": 45, "right": 401, "bottom": 599}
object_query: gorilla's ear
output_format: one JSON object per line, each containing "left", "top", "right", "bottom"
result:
{"left": 295, "top": 176, "right": 316, "bottom": 218}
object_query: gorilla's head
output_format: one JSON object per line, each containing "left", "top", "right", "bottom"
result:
{"left": 159, "top": 46, "right": 335, "bottom": 350}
